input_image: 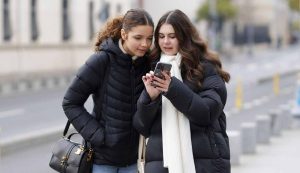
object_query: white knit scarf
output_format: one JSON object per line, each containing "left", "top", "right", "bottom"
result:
{"left": 160, "top": 53, "right": 196, "bottom": 173}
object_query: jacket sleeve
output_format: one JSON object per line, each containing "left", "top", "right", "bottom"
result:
{"left": 133, "top": 89, "right": 161, "bottom": 137}
{"left": 163, "top": 73, "right": 227, "bottom": 126}
{"left": 62, "top": 52, "right": 108, "bottom": 147}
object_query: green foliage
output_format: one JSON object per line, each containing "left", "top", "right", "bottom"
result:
{"left": 196, "top": 0, "right": 237, "bottom": 21}
{"left": 292, "top": 21, "right": 300, "bottom": 31}
{"left": 287, "top": 0, "right": 300, "bottom": 12}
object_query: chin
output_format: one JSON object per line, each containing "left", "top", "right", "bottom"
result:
{"left": 162, "top": 50, "right": 176, "bottom": 55}
{"left": 136, "top": 52, "right": 146, "bottom": 57}
{"left": 164, "top": 52, "right": 176, "bottom": 56}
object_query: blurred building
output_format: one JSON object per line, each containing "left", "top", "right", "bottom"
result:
{"left": 0, "top": 0, "right": 135, "bottom": 77}
{"left": 0, "top": 0, "right": 207, "bottom": 78}
{"left": 231, "top": 0, "right": 290, "bottom": 49}
{"left": 141, "top": 0, "right": 205, "bottom": 23}
{"left": 0, "top": 0, "right": 205, "bottom": 47}
{"left": 0, "top": 0, "right": 134, "bottom": 45}
{"left": 0, "top": 0, "right": 292, "bottom": 78}
{"left": 141, "top": 0, "right": 291, "bottom": 54}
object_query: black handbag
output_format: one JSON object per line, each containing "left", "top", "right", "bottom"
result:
{"left": 49, "top": 51, "right": 111, "bottom": 173}
{"left": 49, "top": 121, "right": 93, "bottom": 173}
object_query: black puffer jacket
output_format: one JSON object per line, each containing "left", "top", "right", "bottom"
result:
{"left": 133, "top": 61, "right": 230, "bottom": 173}
{"left": 62, "top": 38, "right": 149, "bottom": 166}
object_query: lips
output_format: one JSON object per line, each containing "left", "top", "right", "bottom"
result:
{"left": 138, "top": 49, "right": 147, "bottom": 52}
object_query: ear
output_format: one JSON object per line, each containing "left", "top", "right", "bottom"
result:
{"left": 121, "top": 29, "right": 128, "bottom": 40}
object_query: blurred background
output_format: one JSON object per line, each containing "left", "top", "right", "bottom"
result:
{"left": 0, "top": 0, "right": 299, "bottom": 172}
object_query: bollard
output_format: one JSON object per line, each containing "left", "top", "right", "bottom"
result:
{"left": 235, "top": 78, "right": 243, "bottom": 110}
{"left": 227, "top": 130, "right": 241, "bottom": 165}
{"left": 44, "top": 78, "right": 56, "bottom": 89}
{"left": 17, "top": 80, "right": 30, "bottom": 92}
{"left": 291, "top": 72, "right": 300, "bottom": 119}
{"left": 31, "top": 79, "right": 43, "bottom": 91}
{"left": 256, "top": 115, "right": 271, "bottom": 144}
{"left": 57, "top": 77, "right": 68, "bottom": 88}
{"left": 0, "top": 127, "right": 2, "bottom": 170}
{"left": 269, "top": 109, "right": 283, "bottom": 136}
{"left": 241, "top": 122, "right": 256, "bottom": 154}
{"left": 273, "top": 73, "right": 280, "bottom": 96}
{"left": 279, "top": 104, "right": 293, "bottom": 130}
{"left": 0, "top": 82, "right": 15, "bottom": 95}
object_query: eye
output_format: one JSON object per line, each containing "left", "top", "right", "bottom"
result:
{"left": 169, "top": 34, "right": 176, "bottom": 39}
{"left": 133, "top": 35, "right": 142, "bottom": 40}
{"left": 159, "top": 35, "right": 165, "bottom": 39}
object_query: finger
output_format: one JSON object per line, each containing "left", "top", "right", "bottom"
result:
{"left": 153, "top": 76, "right": 165, "bottom": 83}
{"left": 161, "top": 71, "right": 170, "bottom": 76}
{"left": 161, "top": 71, "right": 171, "bottom": 80}
{"left": 142, "top": 76, "right": 147, "bottom": 82}
{"left": 155, "top": 86, "right": 168, "bottom": 93}
{"left": 152, "top": 80, "right": 168, "bottom": 89}
{"left": 145, "top": 73, "right": 153, "bottom": 80}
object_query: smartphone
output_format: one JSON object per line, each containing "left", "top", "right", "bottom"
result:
{"left": 153, "top": 62, "right": 172, "bottom": 79}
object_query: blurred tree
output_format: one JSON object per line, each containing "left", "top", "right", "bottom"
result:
{"left": 287, "top": 0, "right": 300, "bottom": 12}
{"left": 292, "top": 21, "right": 300, "bottom": 31}
{"left": 196, "top": 0, "right": 237, "bottom": 52}
{"left": 196, "top": 0, "right": 237, "bottom": 22}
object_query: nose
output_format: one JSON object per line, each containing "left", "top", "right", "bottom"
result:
{"left": 141, "top": 39, "right": 148, "bottom": 47}
{"left": 163, "top": 37, "right": 169, "bottom": 44}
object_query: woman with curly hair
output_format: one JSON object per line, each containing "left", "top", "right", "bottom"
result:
{"left": 62, "top": 9, "right": 154, "bottom": 173}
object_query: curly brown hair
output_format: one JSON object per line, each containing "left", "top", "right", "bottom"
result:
{"left": 94, "top": 9, "right": 154, "bottom": 52}
{"left": 150, "top": 9, "right": 230, "bottom": 87}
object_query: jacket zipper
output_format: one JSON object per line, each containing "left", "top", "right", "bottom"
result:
{"left": 131, "top": 66, "right": 135, "bottom": 113}
{"left": 130, "top": 65, "right": 135, "bottom": 158}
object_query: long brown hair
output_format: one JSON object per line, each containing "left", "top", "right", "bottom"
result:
{"left": 150, "top": 9, "right": 230, "bottom": 87}
{"left": 94, "top": 9, "right": 154, "bottom": 51}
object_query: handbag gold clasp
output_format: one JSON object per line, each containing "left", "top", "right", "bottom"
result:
{"left": 87, "top": 148, "right": 93, "bottom": 161}
{"left": 60, "top": 156, "right": 68, "bottom": 166}
{"left": 75, "top": 146, "right": 84, "bottom": 155}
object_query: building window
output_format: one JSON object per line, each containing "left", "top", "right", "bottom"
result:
{"left": 3, "top": 0, "right": 12, "bottom": 41}
{"left": 98, "top": 2, "right": 109, "bottom": 22}
{"left": 116, "top": 4, "right": 122, "bottom": 14}
{"left": 62, "top": 0, "right": 71, "bottom": 41}
{"left": 31, "top": 0, "right": 39, "bottom": 41}
{"left": 89, "top": 1, "right": 94, "bottom": 40}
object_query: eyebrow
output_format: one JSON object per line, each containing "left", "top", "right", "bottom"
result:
{"left": 133, "top": 34, "right": 154, "bottom": 37}
{"left": 133, "top": 33, "right": 153, "bottom": 36}
{"left": 159, "top": 33, "right": 175, "bottom": 35}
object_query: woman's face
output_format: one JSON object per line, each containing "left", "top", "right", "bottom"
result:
{"left": 158, "top": 23, "right": 179, "bottom": 55}
{"left": 121, "top": 25, "right": 153, "bottom": 57}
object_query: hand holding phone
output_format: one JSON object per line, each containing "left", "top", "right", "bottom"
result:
{"left": 153, "top": 62, "right": 172, "bottom": 80}
{"left": 151, "top": 62, "right": 172, "bottom": 88}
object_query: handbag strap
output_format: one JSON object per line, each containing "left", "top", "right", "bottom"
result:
{"left": 138, "top": 135, "right": 146, "bottom": 161}
{"left": 63, "top": 121, "right": 71, "bottom": 136}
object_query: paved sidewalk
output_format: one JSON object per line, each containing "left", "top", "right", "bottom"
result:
{"left": 232, "top": 125, "right": 300, "bottom": 173}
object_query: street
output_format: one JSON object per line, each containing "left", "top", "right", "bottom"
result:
{"left": 0, "top": 46, "right": 300, "bottom": 172}
{"left": 0, "top": 74, "right": 296, "bottom": 173}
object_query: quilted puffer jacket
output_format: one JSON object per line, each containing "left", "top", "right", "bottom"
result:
{"left": 133, "top": 61, "right": 231, "bottom": 173}
{"left": 62, "top": 38, "right": 150, "bottom": 166}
